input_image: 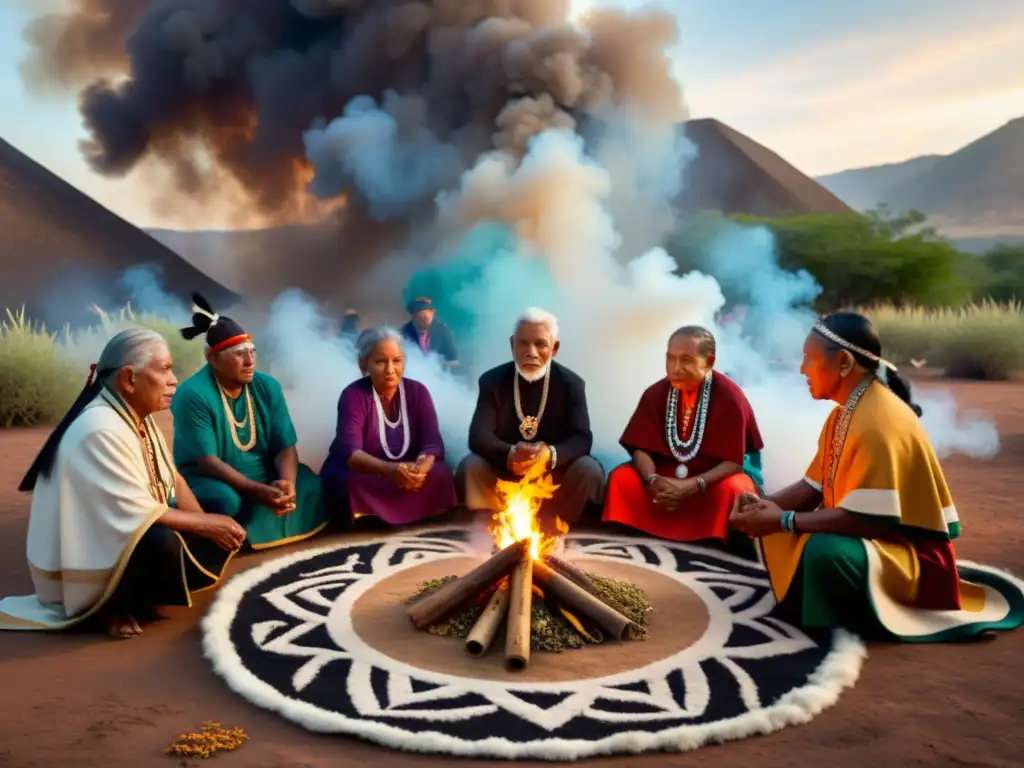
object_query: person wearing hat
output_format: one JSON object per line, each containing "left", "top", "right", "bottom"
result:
{"left": 400, "top": 297, "right": 459, "bottom": 368}
{"left": 340, "top": 308, "right": 361, "bottom": 340}
{"left": 170, "top": 295, "right": 330, "bottom": 550}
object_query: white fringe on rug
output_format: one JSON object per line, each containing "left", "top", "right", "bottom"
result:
{"left": 201, "top": 535, "right": 868, "bottom": 761}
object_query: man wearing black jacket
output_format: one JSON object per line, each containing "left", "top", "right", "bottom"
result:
{"left": 400, "top": 297, "right": 459, "bottom": 368}
{"left": 456, "top": 307, "right": 604, "bottom": 532}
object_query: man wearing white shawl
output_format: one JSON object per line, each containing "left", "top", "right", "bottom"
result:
{"left": 0, "top": 328, "right": 246, "bottom": 639}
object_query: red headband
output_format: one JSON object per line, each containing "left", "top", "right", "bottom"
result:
{"left": 209, "top": 334, "right": 253, "bottom": 354}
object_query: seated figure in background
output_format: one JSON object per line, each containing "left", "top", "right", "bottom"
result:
{"left": 320, "top": 326, "right": 457, "bottom": 526}
{"left": 340, "top": 308, "right": 361, "bottom": 340}
{"left": 171, "top": 295, "right": 329, "bottom": 550}
{"left": 0, "top": 329, "right": 243, "bottom": 639}
{"left": 457, "top": 307, "right": 605, "bottom": 535}
{"left": 731, "top": 311, "right": 1024, "bottom": 641}
{"left": 602, "top": 325, "right": 764, "bottom": 544}
{"left": 400, "top": 296, "right": 459, "bottom": 369}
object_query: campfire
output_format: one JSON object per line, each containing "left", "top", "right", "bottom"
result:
{"left": 407, "top": 463, "right": 651, "bottom": 671}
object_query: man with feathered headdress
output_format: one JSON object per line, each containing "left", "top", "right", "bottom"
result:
{"left": 170, "top": 294, "right": 330, "bottom": 549}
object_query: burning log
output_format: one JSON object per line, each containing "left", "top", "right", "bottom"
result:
{"left": 408, "top": 539, "right": 528, "bottom": 630}
{"left": 543, "top": 553, "right": 634, "bottom": 618}
{"left": 464, "top": 582, "right": 510, "bottom": 657}
{"left": 532, "top": 559, "right": 642, "bottom": 641}
{"left": 409, "top": 468, "right": 653, "bottom": 658}
{"left": 504, "top": 548, "right": 533, "bottom": 671}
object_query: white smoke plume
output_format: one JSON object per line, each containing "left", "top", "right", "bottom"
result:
{"left": 260, "top": 126, "right": 1000, "bottom": 489}
{"left": 37, "top": 0, "right": 999, "bottom": 488}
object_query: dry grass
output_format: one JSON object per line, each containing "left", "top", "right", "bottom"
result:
{"left": 864, "top": 300, "right": 1024, "bottom": 380}
{"left": 2, "top": 298, "right": 1021, "bottom": 427}
{"left": 0, "top": 304, "right": 206, "bottom": 427}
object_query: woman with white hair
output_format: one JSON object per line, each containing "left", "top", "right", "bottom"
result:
{"left": 0, "top": 328, "right": 244, "bottom": 639}
{"left": 320, "top": 325, "right": 457, "bottom": 526}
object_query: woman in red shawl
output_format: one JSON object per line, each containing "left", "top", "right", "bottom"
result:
{"left": 602, "top": 326, "right": 764, "bottom": 543}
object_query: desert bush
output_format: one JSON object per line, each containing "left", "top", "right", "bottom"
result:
{"left": 865, "top": 300, "right": 1024, "bottom": 380}
{"left": 0, "top": 304, "right": 207, "bottom": 428}
{"left": 69, "top": 304, "right": 206, "bottom": 378}
{"left": 0, "top": 309, "right": 82, "bottom": 427}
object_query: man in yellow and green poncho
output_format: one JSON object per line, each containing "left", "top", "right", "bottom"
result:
{"left": 171, "top": 294, "right": 330, "bottom": 550}
{"left": 731, "top": 311, "right": 1024, "bottom": 642}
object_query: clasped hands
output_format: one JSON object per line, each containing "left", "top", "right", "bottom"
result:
{"left": 646, "top": 475, "right": 700, "bottom": 510}
{"left": 729, "top": 493, "right": 786, "bottom": 537}
{"left": 252, "top": 479, "right": 297, "bottom": 517}
{"left": 507, "top": 441, "right": 551, "bottom": 476}
{"left": 389, "top": 454, "right": 435, "bottom": 491}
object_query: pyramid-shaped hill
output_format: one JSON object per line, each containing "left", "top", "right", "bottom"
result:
{"left": 0, "top": 137, "right": 238, "bottom": 328}
{"left": 679, "top": 118, "right": 853, "bottom": 216}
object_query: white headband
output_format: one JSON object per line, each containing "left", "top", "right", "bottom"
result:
{"left": 813, "top": 323, "right": 896, "bottom": 383}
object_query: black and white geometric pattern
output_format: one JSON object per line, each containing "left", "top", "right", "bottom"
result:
{"left": 201, "top": 528, "right": 865, "bottom": 760}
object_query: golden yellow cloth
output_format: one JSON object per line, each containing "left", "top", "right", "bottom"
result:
{"left": 758, "top": 380, "right": 1012, "bottom": 640}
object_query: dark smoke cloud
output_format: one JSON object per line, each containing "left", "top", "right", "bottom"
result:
{"left": 20, "top": 0, "right": 686, "bottom": 225}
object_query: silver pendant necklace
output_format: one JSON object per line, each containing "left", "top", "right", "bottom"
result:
{"left": 665, "top": 372, "right": 713, "bottom": 478}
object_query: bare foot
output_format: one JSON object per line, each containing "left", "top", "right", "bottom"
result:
{"left": 107, "top": 613, "right": 142, "bottom": 639}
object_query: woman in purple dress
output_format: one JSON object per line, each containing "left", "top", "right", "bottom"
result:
{"left": 320, "top": 326, "right": 457, "bottom": 526}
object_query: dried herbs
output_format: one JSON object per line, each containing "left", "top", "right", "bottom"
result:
{"left": 164, "top": 721, "right": 248, "bottom": 760}
{"left": 588, "top": 573, "right": 653, "bottom": 636}
{"left": 408, "top": 567, "right": 652, "bottom": 653}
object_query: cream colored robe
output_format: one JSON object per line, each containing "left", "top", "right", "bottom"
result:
{"left": 0, "top": 390, "right": 176, "bottom": 629}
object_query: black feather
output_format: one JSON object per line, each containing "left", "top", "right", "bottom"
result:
{"left": 192, "top": 293, "right": 214, "bottom": 314}
{"left": 179, "top": 293, "right": 217, "bottom": 340}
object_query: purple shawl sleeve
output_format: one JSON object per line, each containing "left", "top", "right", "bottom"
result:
{"left": 335, "top": 379, "right": 370, "bottom": 464}
{"left": 408, "top": 379, "right": 446, "bottom": 460}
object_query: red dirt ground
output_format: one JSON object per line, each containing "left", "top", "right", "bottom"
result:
{"left": 1, "top": 379, "right": 1023, "bottom": 768}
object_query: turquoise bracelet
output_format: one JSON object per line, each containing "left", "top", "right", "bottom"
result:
{"left": 780, "top": 510, "right": 797, "bottom": 533}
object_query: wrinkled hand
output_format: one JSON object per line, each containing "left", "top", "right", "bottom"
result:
{"left": 401, "top": 461, "right": 429, "bottom": 492}
{"left": 507, "top": 442, "right": 545, "bottom": 476}
{"left": 252, "top": 483, "right": 286, "bottom": 508}
{"left": 388, "top": 462, "right": 426, "bottom": 491}
{"left": 270, "top": 479, "right": 297, "bottom": 515}
{"left": 729, "top": 496, "right": 785, "bottom": 537}
{"left": 652, "top": 478, "right": 698, "bottom": 509}
{"left": 644, "top": 475, "right": 672, "bottom": 500}
{"left": 195, "top": 514, "right": 247, "bottom": 551}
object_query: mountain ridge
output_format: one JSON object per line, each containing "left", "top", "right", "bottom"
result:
{"left": 814, "top": 116, "right": 1024, "bottom": 241}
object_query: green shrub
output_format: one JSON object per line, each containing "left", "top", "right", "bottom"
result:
{"left": 74, "top": 304, "right": 206, "bottom": 379}
{"left": 0, "top": 304, "right": 207, "bottom": 428}
{"left": 865, "top": 301, "right": 1024, "bottom": 380}
{"left": 0, "top": 309, "right": 82, "bottom": 427}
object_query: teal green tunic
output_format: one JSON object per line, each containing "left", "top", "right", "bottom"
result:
{"left": 171, "top": 366, "right": 328, "bottom": 549}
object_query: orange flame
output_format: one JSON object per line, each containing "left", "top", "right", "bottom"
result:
{"left": 491, "top": 460, "right": 567, "bottom": 560}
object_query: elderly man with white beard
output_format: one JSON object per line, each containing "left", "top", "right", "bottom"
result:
{"left": 456, "top": 307, "right": 605, "bottom": 534}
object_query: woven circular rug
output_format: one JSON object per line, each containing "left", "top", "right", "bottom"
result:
{"left": 201, "top": 528, "right": 865, "bottom": 760}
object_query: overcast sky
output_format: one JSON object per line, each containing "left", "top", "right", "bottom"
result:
{"left": 1, "top": 0, "right": 1021, "bottom": 229}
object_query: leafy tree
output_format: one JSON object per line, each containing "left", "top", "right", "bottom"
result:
{"left": 977, "top": 244, "right": 1024, "bottom": 302}
{"left": 664, "top": 208, "right": 970, "bottom": 310}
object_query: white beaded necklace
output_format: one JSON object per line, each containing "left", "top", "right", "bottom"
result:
{"left": 664, "top": 372, "right": 713, "bottom": 478}
{"left": 373, "top": 380, "right": 410, "bottom": 460}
